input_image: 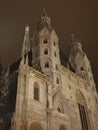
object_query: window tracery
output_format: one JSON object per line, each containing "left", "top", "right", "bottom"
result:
{"left": 76, "top": 90, "right": 89, "bottom": 130}
{"left": 34, "top": 82, "right": 39, "bottom": 101}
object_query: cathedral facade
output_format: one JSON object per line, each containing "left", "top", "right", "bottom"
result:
{"left": 0, "top": 9, "right": 98, "bottom": 130}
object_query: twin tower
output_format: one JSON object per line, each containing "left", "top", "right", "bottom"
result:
{"left": 21, "top": 9, "right": 96, "bottom": 92}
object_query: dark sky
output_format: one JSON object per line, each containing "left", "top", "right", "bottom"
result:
{"left": 0, "top": 0, "right": 98, "bottom": 90}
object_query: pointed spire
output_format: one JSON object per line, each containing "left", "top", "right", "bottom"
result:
{"left": 36, "top": 8, "right": 52, "bottom": 31}
{"left": 41, "top": 8, "right": 47, "bottom": 17}
{"left": 71, "top": 34, "right": 82, "bottom": 48}
{"left": 41, "top": 8, "right": 51, "bottom": 24}
{"left": 69, "top": 33, "right": 81, "bottom": 48}
{"left": 71, "top": 33, "right": 76, "bottom": 42}
{"left": 21, "top": 25, "right": 30, "bottom": 57}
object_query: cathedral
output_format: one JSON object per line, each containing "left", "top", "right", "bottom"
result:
{"left": 0, "top": 9, "right": 98, "bottom": 130}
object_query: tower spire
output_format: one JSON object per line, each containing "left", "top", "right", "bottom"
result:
{"left": 21, "top": 25, "right": 30, "bottom": 57}
{"left": 36, "top": 8, "right": 52, "bottom": 32}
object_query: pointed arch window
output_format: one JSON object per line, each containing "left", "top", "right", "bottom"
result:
{"left": 78, "top": 103, "right": 89, "bottom": 130}
{"left": 34, "top": 82, "right": 39, "bottom": 101}
{"left": 76, "top": 91, "right": 89, "bottom": 130}
{"left": 44, "top": 48, "right": 48, "bottom": 55}
{"left": 45, "top": 61, "right": 49, "bottom": 68}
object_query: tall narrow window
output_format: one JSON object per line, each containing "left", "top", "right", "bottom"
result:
{"left": 45, "top": 61, "right": 49, "bottom": 68}
{"left": 56, "top": 77, "right": 59, "bottom": 84}
{"left": 78, "top": 103, "right": 89, "bottom": 130}
{"left": 34, "top": 82, "right": 39, "bottom": 101}
{"left": 44, "top": 48, "right": 48, "bottom": 55}
{"left": 53, "top": 41, "right": 56, "bottom": 46}
{"left": 76, "top": 91, "right": 89, "bottom": 130}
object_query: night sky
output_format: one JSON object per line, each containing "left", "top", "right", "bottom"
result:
{"left": 0, "top": 0, "right": 98, "bottom": 91}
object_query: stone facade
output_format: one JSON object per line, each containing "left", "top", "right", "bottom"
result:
{"left": 0, "top": 9, "right": 98, "bottom": 130}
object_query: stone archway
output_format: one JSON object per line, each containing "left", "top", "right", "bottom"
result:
{"left": 30, "top": 122, "right": 43, "bottom": 130}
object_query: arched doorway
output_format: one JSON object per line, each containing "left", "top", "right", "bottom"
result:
{"left": 30, "top": 122, "right": 43, "bottom": 130}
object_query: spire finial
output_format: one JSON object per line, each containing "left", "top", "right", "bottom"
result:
{"left": 41, "top": 8, "right": 47, "bottom": 17}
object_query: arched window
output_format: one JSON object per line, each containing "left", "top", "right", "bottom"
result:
{"left": 44, "top": 38, "right": 48, "bottom": 44}
{"left": 44, "top": 48, "right": 48, "bottom": 55}
{"left": 59, "top": 125, "right": 66, "bottom": 130}
{"left": 45, "top": 61, "right": 49, "bottom": 68}
{"left": 34, "top": 82, "right": 39, "bottom": 101}
{"left": 80, "top": 66, "right": 84, "bottom": 71}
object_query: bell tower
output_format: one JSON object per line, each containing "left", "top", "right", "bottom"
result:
{"left": 32, "top": 9, "right": 61, "bottom": 89}
{"left": 69, "top": 34, "right": 96, "bottom": 92}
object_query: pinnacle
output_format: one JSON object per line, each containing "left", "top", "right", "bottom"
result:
{"left": 25, "top": 24, "right": 29, "bottom": 31}
{"left": 21, "top": 25, "right": 30, "bottom": 57}
{"left": 71, "top": 33, "right": 75, "bottom": 41}
{"left": 41, "top": 8, "right": 47, "bottom": 17}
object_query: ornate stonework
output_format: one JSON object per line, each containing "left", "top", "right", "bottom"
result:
{"left": 0, "top": 9, "right": 98, "bottom": 130}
